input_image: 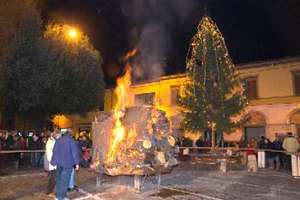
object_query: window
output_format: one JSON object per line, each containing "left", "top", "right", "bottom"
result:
{"left": 290, "top": 110, "right": 300, "bottom": 137}
{"left": 293, "top": 71, "right": 300, "bottom": 96}
{"left": 243, "top": 77, "right": 258, "bottom": 100}
{"left": 134, "top": 92, "right": 155, "bottom": 105}
{"left": 170, "top": 86, "right": 180, "bottom": 106}
{"left": 244, "top": 126, "right": 265, "bottom": 141}
{"left": 297, "top": 125, "right": 300, "bottom": 138}
{"left": 99, "top": 103, "right": 104, "bottom": 111}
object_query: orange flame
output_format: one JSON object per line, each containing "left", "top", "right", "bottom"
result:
{"left": 126, "top": 125, "right": 137, "bottom": 148}
{"left": 106, "top": 49, "right": 138, "bottom": 164}
{"left": 123, "top": 48, "right": 138, "bottom": 61}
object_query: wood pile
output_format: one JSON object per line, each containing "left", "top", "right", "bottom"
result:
{"left": 92, "top": 106, "right": 178, "bottom": 176}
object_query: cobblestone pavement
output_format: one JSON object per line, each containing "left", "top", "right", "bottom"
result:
{"left": 1, "top": 162, "right": 300, "bottom": 200}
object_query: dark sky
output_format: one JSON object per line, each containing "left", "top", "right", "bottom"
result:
{"left": 39, "top": 0, "right": 300, "bottom": 85}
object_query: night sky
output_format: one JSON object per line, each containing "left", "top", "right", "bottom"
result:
{"left": 38, "top": 0, "right": 300, "bottom": 85}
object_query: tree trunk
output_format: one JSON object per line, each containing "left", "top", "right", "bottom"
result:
{"left": 211, "top": 126, "right": 216, "bottom": 150}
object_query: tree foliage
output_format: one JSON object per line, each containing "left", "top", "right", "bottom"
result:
{"left": 43, "top": 24, "right": 105, "bottom": 115}
{"left": 178, "top": 16, "right": 246, "bottom": 143}
{"left": 0, "top": 0, "right": 39, "bottom": 63}
{"left": 0, "top": 1, "right": 104, "bottom": 129}
{"left": 0, "top": 0, "right": 44, "bottom": 128}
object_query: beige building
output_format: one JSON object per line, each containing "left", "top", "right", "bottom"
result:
{"left": 64, "top": 57, "right": 300, "bottom": 142}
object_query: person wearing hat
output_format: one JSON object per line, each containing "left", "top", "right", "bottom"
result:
{"left": 51, "top": 129, "right": 80, "bottom": 200}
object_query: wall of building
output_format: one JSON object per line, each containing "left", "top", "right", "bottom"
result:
{"left": 225, "top": 103, "right": 300, "bottom": 142}
{"left": 240, "top": 62, "right": 300, "bottom": 98}
{"left": 103, "top": 75, "right": 186, "bottom": 118}
{"left": 69, "top": 57, "right": 300, "bottom": 141}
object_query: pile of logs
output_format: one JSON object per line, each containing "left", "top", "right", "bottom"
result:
{"left": 92, "top": 106, "right": 178, "bottom": 176}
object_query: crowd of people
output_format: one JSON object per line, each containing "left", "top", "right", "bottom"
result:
{"left": 0, "top": 129, "right": 92, "bottom": 171}
{"left": 8, "top": 127, "right": 93, "bottom": 200}
{"left": 247, "top": 132, "right": 300, "bottom": 171}
{"left": 1, "top": 128, "right": 300, "bottom": 199}
{"left": 178, "top": 131, "right": 300, "bottom": 171}
{"left": 45, "top": 128, "right": 81, "bottom": 200}
{"left": 0, "top": 130, "right": 47, "bottom": 169}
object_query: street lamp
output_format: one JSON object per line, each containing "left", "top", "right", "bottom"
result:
{"left": 68, "top": 28, "right": 78, "bottom": 39}
{"left": 64, "top": 26, "right": 81, "bottom": 42}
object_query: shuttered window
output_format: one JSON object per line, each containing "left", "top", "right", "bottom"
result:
{"left": 243, "top": 77, "right": 258, "bottom": 100}
{"left": 294, "top": 71, "right": 300, "bottom": 96}
{"left": 297, "top": 125, "right": 300, "bottom": 138}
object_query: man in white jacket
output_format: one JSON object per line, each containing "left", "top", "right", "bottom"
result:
{"left": 44, "top": 128, "right": 60, "bottom": 195}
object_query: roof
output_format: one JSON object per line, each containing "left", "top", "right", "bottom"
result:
{"left": 236, "top": 56, "right": 300, "bottom": 69}
{"left": 108, "top": 56, "right": 300, "bottom": 88}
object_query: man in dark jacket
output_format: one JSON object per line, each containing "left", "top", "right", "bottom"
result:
{"left": 51, "top": 129, "right": 80, "bottom": 200}
{"left": 31, "top": 134, "right": 43, "bottom": 167}
{"left": 271, "top": 133, "right": 283, "bottom": 170}
{"left": 258, "top": 136, "right": 273, "bottom": 168}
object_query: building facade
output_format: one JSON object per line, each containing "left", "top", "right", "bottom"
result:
{"left": 66, "top": 57, "right": 300, "bottom": 142}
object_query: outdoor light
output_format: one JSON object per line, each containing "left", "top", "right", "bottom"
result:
{"left": 68, "top": 28, "right": 78, "bottom": 39}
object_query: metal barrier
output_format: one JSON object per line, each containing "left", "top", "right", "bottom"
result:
{"left": 178, "top": 146, "right": 300, "bottom": 177}
{"left": 1, "top": 148, "right": 300, "bottom": 177}
{"left": 0, "top": 150, "right": 45, "bottom": 154}
{"left": 256, "top": 150, "right": 300, "bottom": 177}
{"left": 0, "top": 150, "right": 45, "bottom": 172}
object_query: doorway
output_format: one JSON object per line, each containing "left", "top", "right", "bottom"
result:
{"left": 244, "top": 126, "right": 265, "bottom": 141}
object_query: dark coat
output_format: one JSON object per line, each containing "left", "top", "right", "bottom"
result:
{"left": 51, "top": 134, "right": 80, "bottom": 168}
{"left": 31, "top": 138, "right": 43, "bottom": 150}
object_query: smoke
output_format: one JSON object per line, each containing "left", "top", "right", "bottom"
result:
{"left": 121, "top": 0, "right": 196, "bottom": 81}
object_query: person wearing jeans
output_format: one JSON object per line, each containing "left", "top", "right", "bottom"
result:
{"left": 51, "top": 130, "right": 80, "bottom": 200}
{"left": 68, "top": 168, "right": 79, "bottom": 191}
{"left": 56, "top": 166, "right": 73, "bottom": 199}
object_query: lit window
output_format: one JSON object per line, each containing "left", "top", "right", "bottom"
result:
{"left": 134, "top": 93, "right": 155, "bottom": 105}
{"left": 243, "top": 77, "right": 258, "bottom": 100}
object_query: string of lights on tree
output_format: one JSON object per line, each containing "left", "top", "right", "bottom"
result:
{"left": 178, "top": 15, "right": 247, "bottom": 145}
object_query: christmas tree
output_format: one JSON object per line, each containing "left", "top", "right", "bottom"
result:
{"left": 178, "top": 16, "right": 246, "bottom": 147}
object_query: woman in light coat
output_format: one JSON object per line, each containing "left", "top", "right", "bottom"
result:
{"left": 44, "top": 129, "right": 60, "bottom": 195}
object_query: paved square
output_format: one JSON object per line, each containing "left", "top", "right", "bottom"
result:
{"left": 1, "top": 162, "right": 300, "bottom": 200}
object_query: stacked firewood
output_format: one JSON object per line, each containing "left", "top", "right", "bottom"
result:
{"left": 92, "top": 106, "right": 178, "bottom": 176}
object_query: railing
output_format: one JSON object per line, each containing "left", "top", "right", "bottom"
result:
{"left": 0, "top": 150, "right": 45, "bottom": 173}
{"left": 177, "top": 146, "right": 300, "bottom": 177}
{"left": 177, "top": 146, "right": 298, "bottom": 154}
{"left": 1, "top": 147, "right": 300, "bottom": 177}
{"left": 0, "top": 150, "right": 45, "bottom": 154}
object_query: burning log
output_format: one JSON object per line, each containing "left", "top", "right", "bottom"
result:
{"left": 91, "top": 49, "right": 177, "bottom": 177}
{"left": 92, "top": 106, "right": 178, "bottom": 176}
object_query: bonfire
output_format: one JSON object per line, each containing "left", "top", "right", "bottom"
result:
{"left": 91, "top": 50, "right": 177, "bottom": 176}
